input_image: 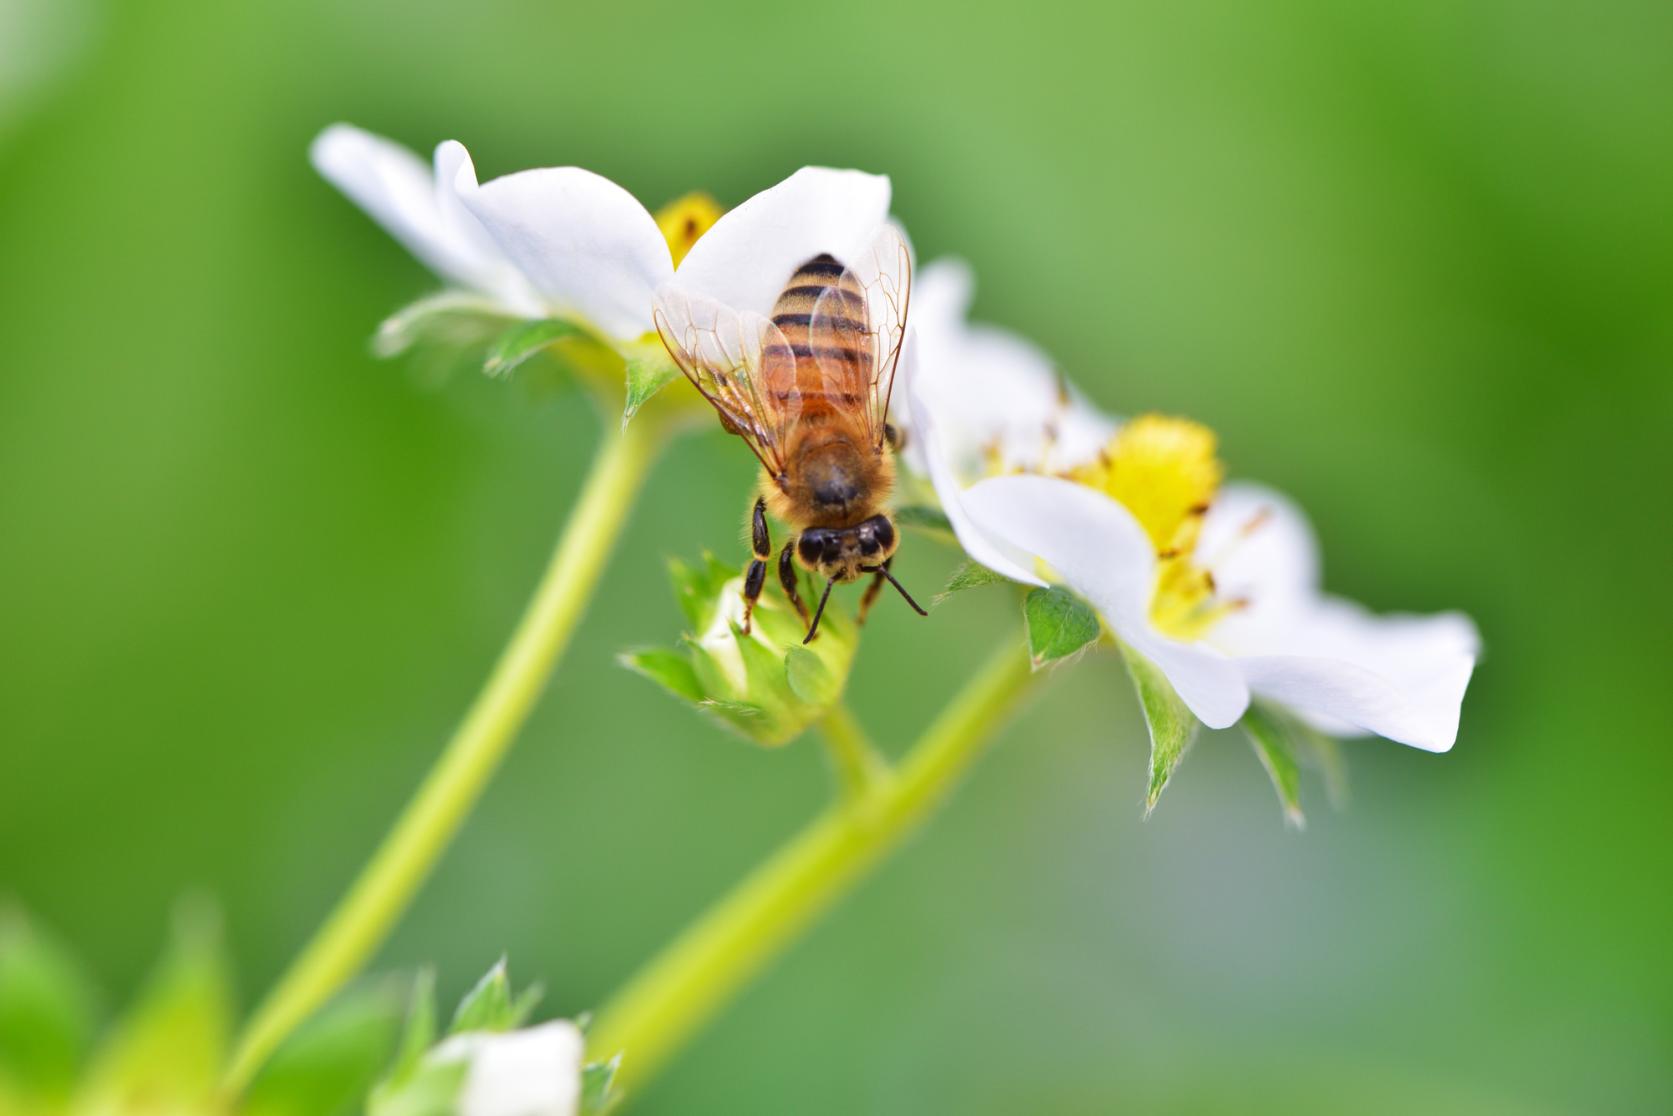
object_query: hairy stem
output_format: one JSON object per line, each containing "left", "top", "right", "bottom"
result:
{"left": 225, "top": 416, "right": 664, "bottom": 1092}
{"left": 587, "top": 640, "right": 1038, "bottom": 1099}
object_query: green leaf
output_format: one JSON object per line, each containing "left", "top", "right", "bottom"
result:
{"left": 244, "top": 983, "right": 403, "bottom": 1116}
{"left": 80, "top": 903, "right": 233, "bottom": 1110}
{"left": 1240, "top": 703, "right": 1307, "bottom": 829}
{"left": 373, "top": 292, "right": 514, "bottom": 360}
{"left": 935, "top": 559, "right": 1010, "bottom": 605}
{"left": 619, "top": 648, "right": 704, "bottom": 703}
{"left": 482, "top": 319, "right": 586, "bottom": 378}
{"left": 1023, "top": 586, "right": 1102, "bottom": 669}
{"left": 1118, "top": 641, "right": 1200, "bottom": 815}
{"left": 892, "top": 504, "right": 954, "bottom": 535}
{"left": 0, "top": 908, "right": 98, "bottom": 1104}
{"left": 621, "top": 352, "right": 682, "bottom": 428}
{"left": 580, "top": 1053, "right": 623, "bottom": 1115}
{"left": 449, "top": 959, "right": 514, "bottom": 1035}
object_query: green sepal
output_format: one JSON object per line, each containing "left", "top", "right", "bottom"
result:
{"left": 784, "top": 646, "right": 839, "bottom": 707}
{"left": 482, "top": 319, "right": 586, "bottom": 379}
{"left": 242, "top": 982, "right": 403, "bottom": 1116}
{"left": 893, "top": 504, "right": 954, "bottom": 536}
{"left": 618, "top": 648, "right": 704, "bottom": 703}
{"left": 373, "top": 292, "right": 515, "bottom": 360}
{"left": 621, "top": 351, "right": 682, "bottom": 428}
{"left": 935, "top": 559, "right": 1010, "bottom": 605}
{"left": 448, "top": 958, "right": 539, "bottom": 1036}
{"left": 0, "top": 907, "right": 98, "bottom": 1105}
{"left": 579, "top": 1053, "right": 623, "bottom": 1115}
{"left": 78, "top": 903, "right": 233, "bottom": 1111}
{"left": 1118, "top": 641, "right": 1199, "bottom": 815}
{"left": 1023, "top": 586, "right": 1102, "bottom": 669}
{"left": 624, "top": 552, "right": 858, "bottom": 747}
{"left": 1240, "top": 702, "right": 1306, "bottom": 829}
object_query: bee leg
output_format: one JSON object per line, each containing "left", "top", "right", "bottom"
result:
{"left": 857, "top": 563, "right": 888, "bottom": 626}
{"left": 778, "top": 540, "right": 810, "bottom": 626}
{"left": 741, "top": 497, "right": 772, "bottom": 635}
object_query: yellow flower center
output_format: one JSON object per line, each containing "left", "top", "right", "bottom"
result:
{"left": 655, "top": 192, "right": 724, "bottom": 266}
{"left": 1072, "top": 414, "right": 1239, "bottom": 642}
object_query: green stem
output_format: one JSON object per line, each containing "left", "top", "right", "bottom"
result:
{"left": 816, "top": 702, "right": 891, "bottom": 801}
{"left": 587, "top": 640, "right": 1038, "bottom": 1098}
{"left": 225, "top": 416, "right": 664, "bottom": 1093}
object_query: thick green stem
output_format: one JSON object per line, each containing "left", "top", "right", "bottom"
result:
{"left": 225, "top": 416, "right": 664, "bottom": 1093}
{"left": 587, "top": 640, "right": 1038, "bottom": 1099}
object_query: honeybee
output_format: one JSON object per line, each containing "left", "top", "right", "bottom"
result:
{"left": 654, "top": 225, "right": 926, "bottom": 642}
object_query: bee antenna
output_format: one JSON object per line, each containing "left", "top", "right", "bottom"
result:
{"left": 881, "top": 566, "right": 929, "bottom": 616}
{"left": 803, "top": 578, "right": 836, "bottom": 644}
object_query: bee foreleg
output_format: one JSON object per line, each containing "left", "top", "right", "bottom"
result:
{"left": 742, "top": 558, "right": 767, "bottom": 635}
{"left": 778, "top": 541, "right": 810, "bottom": 626}
{"left": 858, "top": 564, "right": 887, "bottom": 626}
{"left": 741, "top": 496, "right": 772, "bottom": 635}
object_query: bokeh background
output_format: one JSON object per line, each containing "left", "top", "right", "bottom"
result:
{"left": 3, "top": 0, "right": 1670, "bottom": 1111}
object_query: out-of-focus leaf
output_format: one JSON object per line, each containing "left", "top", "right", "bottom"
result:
{"left": 388, "top": 971, "right": 436, "bottom": 1088}
{"left": 935, "top": 560, "right": 1009, "bottom": 605}
{"left": 243, "top": 983, "right": 403, "bottom": 1116}
{"left": 482, "top": 319, "right": 585, "bottom": 379}
{"left": 579, "top": 1053, "right": 622, "bottom": 1115}
{"left": 449, "top": 960, "right": 514, "bottom": 1036}
{"left": 0, "top": 908, "right": 98, "bottom": 1105}
{"left": 1023, "top": 586, "right": 1101, "bottom": 669}
{"left": 1241, "top": 703, "right": 1307, "bottom": 829}
{"left": 78, "top": 903, "right": 233, "bottom": 1111}
{"left": 1118, "top": 641, "right": 1199, "bottom": 815}
{"left": 621, "top": 351, "right": 681, "bottom": 428}
{"left": 618, "top": 648, "right": 704, "bottom": 703}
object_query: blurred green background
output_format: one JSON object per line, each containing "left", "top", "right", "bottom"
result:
{"left": 2, "top": 0, "right": 1670, "bottom": 1111}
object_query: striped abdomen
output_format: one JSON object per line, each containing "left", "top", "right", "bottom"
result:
{"left": 763, "top": 254, "right": 872, "bottom": 418}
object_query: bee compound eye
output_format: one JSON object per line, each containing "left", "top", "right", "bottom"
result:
{"left": 858, "top": 527, "right": 881, "bottom": 556}
{"left": 872, "top": 516, "right": 896, "bottom": 552}
{"left": 822, "top": 534, "right": 843, "bottom": 562}
{"left": 797, "top": 533, "right": 823, "bottom": 565}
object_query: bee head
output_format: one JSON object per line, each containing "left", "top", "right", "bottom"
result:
{"left": 795, "top": 514, "right": 898, "bottom": 582}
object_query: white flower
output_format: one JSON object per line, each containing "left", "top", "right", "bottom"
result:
{"left": 909, "top": 276, "right": 1479, "bottom": 753}
{"left": 310, "top": 124, "right": 544, "bottom": 318}
{"left": 428, "top": 1021, "right": 585, "bottom": 1116}
{"left": 313, "top": 125, "right": 892, "bottom": 362}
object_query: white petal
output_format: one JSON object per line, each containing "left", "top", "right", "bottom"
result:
{"left": 962, "top": 475, "right": 1249, "bottom": 728}
{"left": 1197, "top": 482, "right": 1321, "bottom": 650}
{"left": 433, "top": 1022, "right": 585, "bottom": 1116}
{"left": 904, "top": 355, "right": 1045, "bottom": 586}
{"left": 460, "top": 165, "right": 671, "bottom": 340}
{"left": 431, "top": 141, "right": 544, "bottom": 315}
{"left": 1236, "top": 601, "right": 1480, "bottom": 752}
{"left": 310, "top": 125, "right": 522, "bottom": 304}
{"left": 672, "top": 167, "right": 891, "bottom": 315}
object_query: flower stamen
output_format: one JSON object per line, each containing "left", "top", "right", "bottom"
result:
{"left": 655, "top": 192, "right": 724, "bottom": 265}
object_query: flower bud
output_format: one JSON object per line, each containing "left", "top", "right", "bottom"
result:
{"left": 622, "top": 553, "right": 858, "bottom": 747}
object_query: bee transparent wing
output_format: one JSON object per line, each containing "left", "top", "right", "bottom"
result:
{"left": 654, "top": 288, "right": 794, "bottom": 476}
{"left": 808, "top": 223, "right": 912, "bottom": 448}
